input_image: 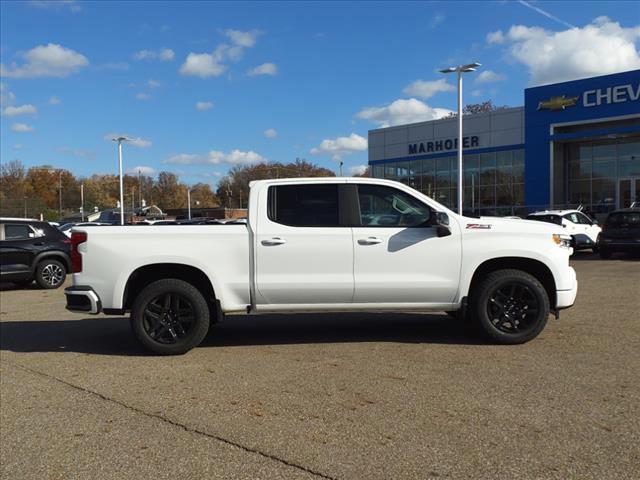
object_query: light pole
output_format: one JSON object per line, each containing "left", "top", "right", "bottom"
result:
{"left": 80, "top": 183, "right": 84, "bottom": 221}
{"left": 111, "top": 136, "right": 130, "bottom": 225}
{"left": 187, "top": 188, "right": 192, "bottom": 220}
{"left": 439, "top": 62, "right": 481, "bottom": 215}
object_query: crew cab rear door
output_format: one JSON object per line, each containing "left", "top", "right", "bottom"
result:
{"left": 351, "top": 183, "right": 462, "bottom": 304}
{"left": 254, "top": 183, "right": 354, "bottom": 305}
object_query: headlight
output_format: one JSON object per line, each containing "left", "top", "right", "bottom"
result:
{"left": 552, "top": 234, "right": 572, "bottom": 248}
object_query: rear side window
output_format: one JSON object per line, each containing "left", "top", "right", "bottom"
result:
{"left": 268, "top": 185, "right": 339, "bottom": 227}
{"left": 606, "top": 212, "right": 640, "bottom": 228}
{"left": 4, "top": 224, "right": 32, "bottom": 240}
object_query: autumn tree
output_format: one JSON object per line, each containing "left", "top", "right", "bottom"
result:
{"left": 445, "top": 100, "right": 509, "bottom": 118}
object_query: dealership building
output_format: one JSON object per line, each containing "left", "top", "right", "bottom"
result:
{"left": 368, "top": 69, "right": 640, "bottom": 218}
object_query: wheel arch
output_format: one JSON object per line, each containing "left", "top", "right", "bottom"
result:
{"left": 466, "top": 257, "right": 557, "bottom": 308}
{"left": 123, "top": 263, "right": 218, "bottom": 316}
{"left": 32, "top": 251, "right": 71, "bottom": 272}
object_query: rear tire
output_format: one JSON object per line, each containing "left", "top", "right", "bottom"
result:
{"left": 130, "top": 279, "right": 210, "bottom": 355}
{"left": 35, "top": 259, "right": 66, "bottom": 289}
{"left": 599, "top": 248, "right": 612, "bottom": 259}
{"left": 471, "top": 269, "right": 549, "bottom": 345}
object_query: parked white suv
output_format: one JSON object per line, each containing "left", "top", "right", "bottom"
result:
{"left": 65, "top": 178, "right": 578, "bottom": 355}
{"left": 526, "top": 210, "right": 601, "bottom": 252}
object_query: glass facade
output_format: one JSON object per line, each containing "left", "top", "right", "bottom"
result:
{"left": 371, "top": 148, "right": 525, "bottom": 216}
{"left": 554, "top": 137, "right": 640, "bottom": 217}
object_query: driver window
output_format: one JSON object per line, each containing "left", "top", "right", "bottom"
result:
{"left": 357, "top": 184, "right": 431, "bottom": 227}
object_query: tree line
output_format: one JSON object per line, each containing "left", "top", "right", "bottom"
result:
{"left": 0, "top": 158, "right": 341, "bottom": 220}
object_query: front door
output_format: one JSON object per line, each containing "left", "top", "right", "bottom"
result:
{"left": 618, "top": 177, "right": 640, "bottom": 209}
{"left": 351, "top": 184, "right": 462, "bottom": 305}
{"left": 255, "top": 183, "right": 354, "bottom": 305}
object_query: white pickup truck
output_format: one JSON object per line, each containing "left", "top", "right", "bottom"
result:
{"left": 65, "top": 178, "right": 578, "bottom": 355}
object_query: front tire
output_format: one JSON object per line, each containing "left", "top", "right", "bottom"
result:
{"left": 130, "top": 279, "right": 210, "bottom": 355}
{"left": 35, "top": 259, "right": 66, "bottom": 289}
{"left": 471, "top": 269, "right": 550, "bottom": 345}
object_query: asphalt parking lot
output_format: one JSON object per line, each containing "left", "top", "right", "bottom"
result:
{"left": 1, "top": 253, "right": 639, "bottom": 480}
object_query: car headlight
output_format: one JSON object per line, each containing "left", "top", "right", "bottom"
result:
{"left": 552, "top": 234, "right": 572, "bottom": 248}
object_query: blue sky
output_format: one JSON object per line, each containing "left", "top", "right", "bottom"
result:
{"left": 1, "top": 0, "right": 639, "bottom": 185}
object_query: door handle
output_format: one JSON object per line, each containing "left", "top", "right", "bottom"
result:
{"left": 358, "top": 237, "right": 383, "bottom": 245}
{"left": 261, "top": 237, "right": 287, "bottom": 246}
{"left": 32, "top": 242, "right": 45, "bottom": 246}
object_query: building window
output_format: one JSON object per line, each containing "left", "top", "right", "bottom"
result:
{"left": 370, "top": 147, "right": 525, "bottom": 214}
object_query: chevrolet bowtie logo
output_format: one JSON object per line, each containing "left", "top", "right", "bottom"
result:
{"left": 537, "top": 95, "right": 579, "bottom": 111}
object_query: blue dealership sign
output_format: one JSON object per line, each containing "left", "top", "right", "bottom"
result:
{"left": 524, "top": 69, "right": 640, "bottom": 208}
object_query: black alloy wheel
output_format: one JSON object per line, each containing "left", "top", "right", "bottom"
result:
{"left": 472, "top": 269, "right": 550, "bottom": 344}
{"left": 486, "top": 281, "right": 540, "bottom": 335}
{"left": 131, "top": 279, "right": 211, "bottom": 355}
{"left": 142, "top": 292, "right": 195, "bottom": 344}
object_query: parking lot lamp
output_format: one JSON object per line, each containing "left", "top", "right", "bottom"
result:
{"left": 439, "top": 62, "right": 481, "bottom": 215}
{"left": 111, "top": 136, "right": 130, "bottom": 225}
{"left": 187, "top": 188, "right": 192, "bottom": 220}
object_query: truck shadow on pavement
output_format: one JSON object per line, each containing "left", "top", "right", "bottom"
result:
{"left": 0, "top": 312, "right": 482, "bottom": 356}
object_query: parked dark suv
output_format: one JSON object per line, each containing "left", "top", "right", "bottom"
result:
{"left": 0, "top": 218, "right": 71, "bottom": 288}
{"left": 597, "top": 208, "right": 640, "bottom": 259}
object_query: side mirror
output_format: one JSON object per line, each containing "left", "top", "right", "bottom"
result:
{"left": 429, "top": 211, "right": 451, "bottom": 237}
{"left": 436, "top": 225, "right": 452, "bottom": 237}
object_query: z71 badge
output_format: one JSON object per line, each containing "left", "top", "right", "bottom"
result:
{"left": 466, "top": 223, "right": 492, "bottom": 229}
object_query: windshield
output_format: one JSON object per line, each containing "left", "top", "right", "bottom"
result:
{"left": 606, "top": 212, "right": 640, "bottom": 228}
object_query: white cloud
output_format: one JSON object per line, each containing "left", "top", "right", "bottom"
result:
{"left": 264, "top": 128, "right": 277, "bottom": 138}
{"left": 430, "top": 13, "right": 446, "bottom": 29}
{"left": 56, "top": 146, "right": 96, "bottom": 160}
{"left": 492, "top": 17, "right": 640, "bottom": 85}
{"left": 356, "top": 98, "right": 453, "bottom": 127}
{"left": 0, "top": 43, "right": 89, "bottom": 78}
{"left": 133, "top": 48, "right": 175, "bottom": 62}
{"left": 180, "top": 29, "right": 261, "bottom": 78}
{"left": 29, "top": 0, "right": 81, "bottom": 13}
{"left": 179, "top": 50, "right": 227, "bottom": 78}
{"left": 0, "top": 83, "right": 16, "bottom": 107}
{"left": 126, "top": 165, "right": 156, "bottom": 175}
{"left": 48, "top": 95, "right": 61, "bottom": 105}
{"left": 2, "top": 104, "right": 37, "bottom": 117}
{"left": 103, "top": 133, "right": 152, "bottom": 148}
{"left": 475, "top": 70, "right": 506, "bottom": 84}
{"left": 165, "top": 149, "right": 267, "bottom": 165}
{"left": 349, "top": 165, "right": 368, "bottom": 176}
{"left": 471, "top": 89, "right": 483, "bottom": 97}
{"left": 11, "top": 123, "right": 34, "bottom": 132}
{"left": 223, "top": 29, "right": 261, "bottom": 47}
{"left": 486, "top": 30, "right": 505, "bottom": 44}
{"left": 402, "top": 78, "right": 455, "bottom": 99}
{"left": 310, "top": 133, "right": 367, "bottom": 161}
{"left": 195, "top": 101, "right": 214, "bottom": 111}
{"left": 147, "top": 79, "right": 160, "bottom": 88}
{"left": 135, "top": 93, "right": 151, "bottom": 101}
{"left": 247, "top": 62, "right": 278, "bottom": 76}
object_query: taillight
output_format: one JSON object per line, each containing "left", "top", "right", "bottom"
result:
{"left": 70, "top": 231, "right": 87, "bottom": 273}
